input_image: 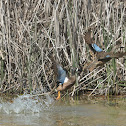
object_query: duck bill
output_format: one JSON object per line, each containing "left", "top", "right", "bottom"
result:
{"left": 56, "top": 91, "right": 61, "bottom": 100}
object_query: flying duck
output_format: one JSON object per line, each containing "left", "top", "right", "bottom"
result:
{"left": 84, "top": 29, "right": 126, "bottom": 70}
{"left": 51, "top": 56, "right": 76, "bottom": 100}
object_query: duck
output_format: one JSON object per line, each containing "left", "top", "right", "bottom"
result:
{"left": 84, "top": 29, "right": 126, "bottom": 70}
{"left": 51, "top": 56, "right": 76, "bottom": 100}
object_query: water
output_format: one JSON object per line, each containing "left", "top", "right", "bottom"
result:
{"left": 0, "top": 94, "right": 126, "bottom": 126}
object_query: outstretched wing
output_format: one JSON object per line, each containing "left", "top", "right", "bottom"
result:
{"left": 109, "top": 52, "right": 126, "bottom": 58}
{"left": 96, "top": 52, "right": 126, "bottom": 60}
{"left": 84, "top": 29, "right": 93, "bottom": 44}
{"left": 84, "top": 30, "right": 103, "bottom": 53}
{"left": 57, "top": 65, "right": 66, "bottom": 84}
{"left": 51, "top": 56, "right": 66, "bottom": 84}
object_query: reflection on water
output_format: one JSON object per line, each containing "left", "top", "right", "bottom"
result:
{"left": 0, "top": 94, "right": 126, "bottom": 126}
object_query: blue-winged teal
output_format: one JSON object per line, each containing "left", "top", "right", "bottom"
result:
{"left": 51, "top": 57, "right": 76, "bottom": 100}
{"left": 84, "top": 29, "right": 126, "bottom": 70}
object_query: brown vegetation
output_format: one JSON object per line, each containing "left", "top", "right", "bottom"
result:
{"left": 0, "top": 0, "right": 126, "bottom": 97}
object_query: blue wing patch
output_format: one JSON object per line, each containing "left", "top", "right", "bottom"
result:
{"left": 106, "top": 55, "right": 110, "bottom": 58}
{"left": 57, "top": 65, "right": 66, "bottom": 84}
{"left": 91, "top": 43, "right": 103, "bottom": 52}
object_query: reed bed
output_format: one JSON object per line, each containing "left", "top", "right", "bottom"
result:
{"left": 0, "top": 0, "right": 126, "bottom": 97}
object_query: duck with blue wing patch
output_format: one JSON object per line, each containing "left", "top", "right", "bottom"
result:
{"left": 51, "top": 56, "right": 76, "bottom": 100}
{"left": 84, "top": 28, "right": 126, "bottom": 71}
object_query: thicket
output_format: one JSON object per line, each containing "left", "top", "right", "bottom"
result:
{"left": 0, "top": 0, "right": 126, "bottom": 97}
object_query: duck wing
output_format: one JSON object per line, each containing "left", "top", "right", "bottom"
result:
{"left": 97, "top": 52, "right": 126, "bottom": 60}
{"left": 84, "top": 29, "right": 93, "bottom": 44}
{"left": 51, "top": 56, "right": 66, "bottom": 84}
{"left": 91, "top": 43, "right": 103, "bottom": 52}
{"left": 84, "top": 30, "right": 103, "bottom": 53}
{"left": 57, "top": 65, "right": 66, "bottom": 84}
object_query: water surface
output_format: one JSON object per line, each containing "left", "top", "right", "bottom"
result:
{"left": 0, "top": 94, "right": 126, "bottom": 126}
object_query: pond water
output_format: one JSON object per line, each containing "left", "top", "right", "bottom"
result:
{"left": 0, "top": 94, "right": 126, "bottom": 126}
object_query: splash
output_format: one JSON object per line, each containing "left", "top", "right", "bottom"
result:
{"left": 0, "top": 94, "right": 54, "bottom": 114}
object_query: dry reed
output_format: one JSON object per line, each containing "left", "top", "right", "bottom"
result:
{"left": 0, "top": 0, "right": 126, "bottom": 97}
